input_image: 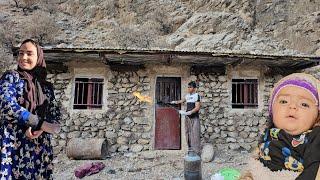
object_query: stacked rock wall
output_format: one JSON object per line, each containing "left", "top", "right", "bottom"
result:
{"left": 48, "top": 63, "right": 320, "bottom": 153}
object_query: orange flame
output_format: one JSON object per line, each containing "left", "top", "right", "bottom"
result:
{"left": 133, "top": 91, "right": 152, "bottom": 104}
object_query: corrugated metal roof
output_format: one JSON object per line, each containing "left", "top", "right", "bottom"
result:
{"left": 42, "top": 46, "right": 320, "bottom": 60}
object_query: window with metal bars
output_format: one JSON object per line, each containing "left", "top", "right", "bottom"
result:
{"left": 73, "top": 78, "right": 104, "bottom": 109}
{"left": 232, "top": 79, "right": 258, "bottom": 109}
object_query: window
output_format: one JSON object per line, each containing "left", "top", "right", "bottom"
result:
{"left": 232, "top": 79, "right": 258, "bottom": 109}
{"left": 73, "top": 78, "right": 104, "bottom": 109}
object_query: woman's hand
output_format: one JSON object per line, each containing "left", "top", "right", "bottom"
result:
{"left": 25, "top": 127, "right": 43, "bottom": 139}
{"left": 41, "top": 121, "right": 61, "bottom": 134}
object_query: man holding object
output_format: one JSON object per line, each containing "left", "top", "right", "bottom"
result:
{"left": 171, "top": 81, "right": 201, "bottom": 155}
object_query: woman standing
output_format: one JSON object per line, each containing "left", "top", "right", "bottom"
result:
{"left": 0, "top": 39, "right": 60, "bottom": 179}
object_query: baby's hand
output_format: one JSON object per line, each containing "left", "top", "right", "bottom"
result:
{"left": 239, "top": 171, "right": 254, "bottom": 180}
{"left": 251, "top": 147, "right": 260, "bottom": 160}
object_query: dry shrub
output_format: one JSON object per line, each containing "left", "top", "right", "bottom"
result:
{"left": 39, "top": 0, "right": 60, "bottom": 14}
{"left": 61, "top": 0, "right": 118, "bottom": 20}
{"left": 22, "top": 0, "right": 39, "bottom": 9}
{"left": 118, "top": 11, "right": 137, "bottom": 25}
{"left": 189, "top": 0, "right": 210, "bottom": 12}
{"left": 10, "top": 0, "right": 40, "bottom": 14}
{"left": 117, "top": 0, "right": 133, "bottom": 10}
{"left": 22, "top": 11, "right": 60, "bottom": 45}
{"left": 0, "top": 20, "right": 16, "bottom": 50}
{"left": 11, "top": 0, "right": 21, "bottom": 8}
{"left": 22, "top": 0, "right": 39, "bottom": 14}
{"left": 148, "top": 7, "right": 173, "bottom": 35}
{"left": 58, "top": 0, "right": 81, "bottom": 16}
{"left": 0, "top": 19, "right": 16, "bottom": 71}
{"left": 94, "top": 1, "right": 118, "bottom": 20}
{"left": 150, "top": 35, "right": 169, "bottom": 49}
{"left": 138, "top": 3, "right": 174, "bottom": 35}
{"left": 0, "top": 47, "right": 15, "bottom": 74}
{"left": 0, "top": 39, "right": 15, "bottom": 74}
{"left": 110, "top": 24, "right": 156, "bottom": 48}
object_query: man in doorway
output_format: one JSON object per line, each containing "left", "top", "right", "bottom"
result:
{"left": 171, "top": 81, "right": 201, "bottom": 155}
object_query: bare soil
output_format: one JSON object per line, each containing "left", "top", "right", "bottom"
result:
{"left": 53, "top": 149, "right": 250, "bottom": 180}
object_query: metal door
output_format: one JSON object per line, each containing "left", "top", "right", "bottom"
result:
{"left": 155, "top": 77, "right": 181, "bottom": 150}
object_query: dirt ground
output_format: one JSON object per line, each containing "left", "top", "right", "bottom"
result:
{"left": 53, "top": 149, "right": 251, "bottom": 180}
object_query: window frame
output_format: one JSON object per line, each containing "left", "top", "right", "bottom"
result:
{"left": 231, "top": 78, "right": 258, "bottom": 109}
{"left": 72, "top": 77, "right": 105, "bottom": 110}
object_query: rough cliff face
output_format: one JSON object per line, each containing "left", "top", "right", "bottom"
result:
{"left": 255, "top": 0, "right": 320, "bottom": 54}
{"left": 168, "top": 0, "right": 320, "bottom": 55}
{"left": 1, "top": 0, "right": 320, "bottom": 55}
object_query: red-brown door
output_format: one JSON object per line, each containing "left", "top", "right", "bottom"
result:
{"left": 155, "top": 77, "right": 181, "bottom": 150}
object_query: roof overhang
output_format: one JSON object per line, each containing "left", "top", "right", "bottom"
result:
{"left": 13, "top": 47, "right": 320, "bottom": 74}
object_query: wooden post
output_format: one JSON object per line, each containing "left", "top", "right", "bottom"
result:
{"left": 66, "top": 138, "right": 108, "bottom": 160}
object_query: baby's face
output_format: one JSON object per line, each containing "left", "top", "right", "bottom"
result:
{"left": 272, "top": 86, "right": 319, "bottom": 135}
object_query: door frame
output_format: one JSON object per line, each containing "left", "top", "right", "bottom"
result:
{"left": 153, "top": 75, "right": 182, "bottom": 150}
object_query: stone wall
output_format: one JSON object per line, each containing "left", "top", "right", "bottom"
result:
{"left": 195, "top": 71, "right": 278, "bottom": 151}
{"left": 47, "top": 73, "right": 72, "bottom": 153}
{"left": 48, "top": 62, "right": 156, "bottom": 154}
{"left": 105, "top": 70, "right": 153, "bottom": 153}
{"left": 49, "top": 62, "right": 320, "bottom": 154}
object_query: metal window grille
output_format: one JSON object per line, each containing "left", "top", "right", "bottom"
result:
{"left": 232, "top": 79, "right": 258, "bottom": 109}
{"left": 73, "top": 78, "right": 104, "bottom": 109}
{"left": 155, "top": 77, "right": 181, "bottom": 106}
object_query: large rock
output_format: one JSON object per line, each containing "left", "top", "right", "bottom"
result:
{"left": 116, "top": 136, "right": 128, "bottom": 145}
{"left": 130, "top": 144, "right": 144, "bottom": 152}
{"left": 201, "top": 143, "right": 215, "bottom": 163}
{"left": 118, "top": 145, "right": 129, "bottom": 152}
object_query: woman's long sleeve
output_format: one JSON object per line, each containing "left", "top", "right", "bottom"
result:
{"left": 0, "top": 71, "right": 30, "bottom": 125}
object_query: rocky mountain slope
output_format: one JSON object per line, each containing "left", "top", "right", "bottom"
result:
{"left": 1, "top": 0, "right": 320, "bottom": 57}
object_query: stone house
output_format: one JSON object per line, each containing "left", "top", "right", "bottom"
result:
{"left": 23, "top": 47, "right": 319, "bottom": 154}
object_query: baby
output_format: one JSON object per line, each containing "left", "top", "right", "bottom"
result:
{"left": 242, "top": 73, "right": 320, "bottom": 180}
